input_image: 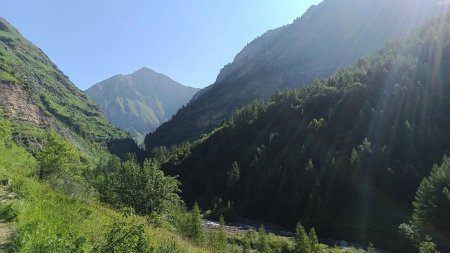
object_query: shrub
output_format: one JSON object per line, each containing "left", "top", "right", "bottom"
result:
{"left": 100, "top": 220, "right": 150, "bottom": 253}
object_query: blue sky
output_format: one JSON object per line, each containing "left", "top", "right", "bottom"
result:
{"left": 1, "top": 0, "right": 322, "bottom": 89}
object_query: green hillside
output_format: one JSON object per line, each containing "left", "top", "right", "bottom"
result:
{"left": 0, "top": 108, "right": 214, "bottom": 252}
{"left": 158, "top": 16, "right": 450, "bottom": 252}
{"left": 0, "top": 17, "right": 132, "bottom": 159}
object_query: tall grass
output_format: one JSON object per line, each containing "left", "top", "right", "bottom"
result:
{"left": 0, "top": 119, "right": 206, "bottom": 252}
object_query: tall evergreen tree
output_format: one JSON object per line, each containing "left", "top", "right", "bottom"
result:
{"left": 227, "top": 161, "right": 240, "bottom": 188}
{"left": 367, "top": 242, "right": 376, "bottom": 253}
{"left": 295, "top": 223, "right": 311, "bottom": 253}
{"left": 400, "top": 156, "right": 450, "bottom": 250}
{"left": 308, "top": 228, "right": 319, "bottom": 253}
{"left": 214, "top": 216, "right": 228, "bottom": 253}
{"left": 419, "top": 236, "right": 440, "bottom": 253}
{"left": 189, "top": 202, "right": 204, "bottom": 244}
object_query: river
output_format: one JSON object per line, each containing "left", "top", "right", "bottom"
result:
{"left": 203, "top": 219, "right": 396, "bottom": 253}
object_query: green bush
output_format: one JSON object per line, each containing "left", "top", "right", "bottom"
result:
{"left": 100, "top": 220, "right": 150, "bottom": 253}
{"left": 94, "top": 156, "right": 181, "bottom": 216}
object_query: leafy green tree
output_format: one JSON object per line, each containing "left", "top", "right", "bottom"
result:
{"left": 94, "top": 155, "right": 122, "bottom": 205}
{"left": 95, "top": 157, "right": 181, "bottom": 216}
{"left": 36, "top": 131, "right": 79, "bottom": 179}
{"left": 150, "top": 146, "right": 171, "bottom": 165}
{"left": 295, "top": 223, "right": 311, "bottom": 253}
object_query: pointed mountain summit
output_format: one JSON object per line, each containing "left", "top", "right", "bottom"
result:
{"left": 85, "top": 68, "right": 199, "bottom": 144}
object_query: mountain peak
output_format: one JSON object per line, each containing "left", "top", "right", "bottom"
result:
{"left": 85, "top": 69, "right": 199, "bottom": 144}
{"left": 134, "top": 67, "right": 154, "bottom": 74}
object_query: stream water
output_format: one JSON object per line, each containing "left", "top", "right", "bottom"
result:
{"left": 204, "top": 219, "right": 396, "bottom": 253}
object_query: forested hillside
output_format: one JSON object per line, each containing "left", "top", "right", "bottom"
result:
{"left": 145, "top": 0, "right": 445, "bottom": 149}
{"left": 86, "top": 68, "right": 199, "bottom": 144}
{"left": 158, "top": 16, "right": 450, "bottom": 252}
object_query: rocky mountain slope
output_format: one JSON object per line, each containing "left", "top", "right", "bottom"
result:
{"left": 85, "top": 68, "right": 199, "bottom": 144}
{"left": 145, "top": 0, "right": 447, "bottom": 149}
{"left": 162, "top": 15, "right": 450, "bottom": 251}
{"left": 0, "top": 17, "right": 133, "bottom": 157}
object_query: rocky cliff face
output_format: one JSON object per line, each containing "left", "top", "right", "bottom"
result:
{"left": 85, "top": 67, "right": 199, "bottom": 144}
{"left": 145, "top": 0, "right": 447, "bottom": 149}
{"left": 0, "top": 81, "right": 51, "bottom": 127}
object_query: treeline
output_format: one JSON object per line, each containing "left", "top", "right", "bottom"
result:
{"left": 151, "top": 16, "right": 450, "bottom": 252}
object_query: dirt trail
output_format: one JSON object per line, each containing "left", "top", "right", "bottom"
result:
{"left": 0, "top": 186, "right": 16, "bottom": 253}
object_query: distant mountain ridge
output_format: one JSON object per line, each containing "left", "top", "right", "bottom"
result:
{"left": 85, "top": 68, "right": 199, "bottom": 144}
{"left": 145, "top": 0, "right": 447, "bottom": 149}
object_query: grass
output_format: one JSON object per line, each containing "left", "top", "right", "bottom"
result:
{"left": 0, "top": 70, "right": 18, "bottom": 82}
{"left": 0, "top": 113, "right": 208, "bottom": 252}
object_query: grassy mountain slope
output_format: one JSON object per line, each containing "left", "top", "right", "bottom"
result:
{"left": 85, "top": 67, "right": 199, "bottom": 144}
{"left": 145, "top": 0, "right": 445, "bottom": 149}
{"left": 161, "top": 16, "right": 450, "bottom": 252}
{"left": 0, "top": 17, "right": 134, "bottom": 158}
{"left": 0, "top": 110, "right": 209, "bottom": 252}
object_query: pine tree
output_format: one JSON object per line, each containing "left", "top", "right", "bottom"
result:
{"left": 189, "top": 202, "right": 204, "bottom": 244}
{"left": 227, "top": 161, "right": 240, "bottom": 188}
{"left": 412, "top": 177, "right": 437, "bottom": 227}
{"left": 295, "top": 222, "right": 311, "bottom": 253}
{"left": 214, "top": 216, "right": 228, "bottom": 252}
{"left": 418, "top": 236, "right": 440, "bottom": 253}
{"left": 367, "top": 242, "right": 376, "bottom": 253}
{"left": 350, "top": 147, "right": 360, "bottom": 167}
{"left": 308, "top": 228, "right": 319, "bottom": 253}
{"left": 401, "top": 157, "right": 450, "bottom": 249}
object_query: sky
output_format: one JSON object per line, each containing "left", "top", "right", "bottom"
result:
{"left": 1, "top": 0, "right": 322, "bottom": 90}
